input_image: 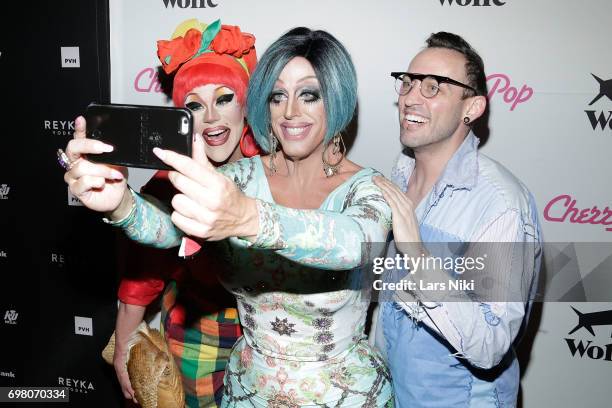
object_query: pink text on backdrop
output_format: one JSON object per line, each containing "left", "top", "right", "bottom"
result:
{"left": 544, "top": 194, "right": 612, "bottom": 232}
{"left": 134, "top": 67, "right": 162, "bottom": 93}
{"left": 487, "top": 73, "right": 533, "bottom": 111}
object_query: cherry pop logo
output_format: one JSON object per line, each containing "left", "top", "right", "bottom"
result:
{"left": 134, "top": 67, "right": 163, "bottom": 93}
{"left": 544, "top": 194, "right": 612, "bottom": 232}
{"left": 486, "top": 73, "right": 533, "bottom": 111}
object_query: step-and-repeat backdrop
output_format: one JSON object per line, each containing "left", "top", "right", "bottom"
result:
{"left": 1, "top": 0, "right": 609, "bottom": 407}
{"left": 0, "top": 1, "right": 123, "bottom": 407}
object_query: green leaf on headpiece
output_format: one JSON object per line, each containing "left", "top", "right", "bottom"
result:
{"left": 195, "top": 19, "right": 221, "bottom": 58}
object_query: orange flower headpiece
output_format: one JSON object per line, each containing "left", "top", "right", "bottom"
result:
{"left": 157, "top": 19, "right": 257, "bottom": 106}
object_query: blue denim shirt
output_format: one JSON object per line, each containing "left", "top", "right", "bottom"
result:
{"left": 375, "top": 133, "right": 542, "bottom": 407}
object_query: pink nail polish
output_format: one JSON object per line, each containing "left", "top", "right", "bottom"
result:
{"left": 153, "top": 147, "right": 165, "bottom": 160}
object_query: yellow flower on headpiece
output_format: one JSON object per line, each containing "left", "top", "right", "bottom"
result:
{"left": 170, "top": 18, "right": 206, "bottom": 39}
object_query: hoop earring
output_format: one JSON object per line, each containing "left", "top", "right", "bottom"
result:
{"left": 463, "top": 116, "right": 471, "bottom": 125}
{"left": 322, "top": 134, "right": 345, "bottom": 177}
{"left": 268, "top": 130, "right": 278, "bottom": 175}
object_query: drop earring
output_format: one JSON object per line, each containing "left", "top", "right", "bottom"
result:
{"left": 322, "top": 134, "right": 345, "bottom": 177}
{"left": 269, "top": 130, "right": 278, "bottom": 175}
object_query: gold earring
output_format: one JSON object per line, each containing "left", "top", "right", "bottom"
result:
{"left": 269, "top": 131, "right": 278, "bottom": 175}
{"left": 322, "top": 134, "right": 345, "bottom": 177}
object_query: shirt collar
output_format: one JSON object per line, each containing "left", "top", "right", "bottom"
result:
{"left": 435, "top": 131, "right": 479, "bottom": 193}
{"left": 397, "top": 132, "right": 480, "bottom": 195}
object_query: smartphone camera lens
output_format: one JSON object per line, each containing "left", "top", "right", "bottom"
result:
{"left": 179, "top": 116, "right": 190, "bottom": 135}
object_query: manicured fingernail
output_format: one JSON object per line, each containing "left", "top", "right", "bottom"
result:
{"left": 153, "top": 147, "right": 165, "bottom": 160}
{"left": 101, "top": 144, "right": 113, "bottom": 152}
{"left": 75, "top": 116, "right": 84, "bottom": 126}
{"left": 111, "top": 170, "right": 123, "bottom": 179}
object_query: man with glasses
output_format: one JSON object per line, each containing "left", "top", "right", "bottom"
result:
{"left": 372, "top": 32, "right": 541, "bottom": 407}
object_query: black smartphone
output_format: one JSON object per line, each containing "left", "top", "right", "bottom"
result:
{"left": 85, "top": 102, "right": 193, "bottom": 170}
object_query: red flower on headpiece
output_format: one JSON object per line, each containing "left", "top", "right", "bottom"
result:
{"left": 157, "top": 28, "right": 202, "bottom": 74}
{"left": 210, "top": 25, "right": 255, "bottom": 58}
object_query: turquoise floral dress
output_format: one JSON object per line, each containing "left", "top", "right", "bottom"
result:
{"left": 117, "top": 156, "right": 394, "bottom": 407}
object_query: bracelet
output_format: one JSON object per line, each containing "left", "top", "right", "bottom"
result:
{"left": 102, "top": 186, "right": 137, "bottom": 226}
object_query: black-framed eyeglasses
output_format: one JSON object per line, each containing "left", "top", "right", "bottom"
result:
{"left": 390, "top": 72, "right": 477, "bottom": 98}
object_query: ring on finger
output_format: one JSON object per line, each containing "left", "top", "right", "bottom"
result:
{"left": 57, "top": 149, "right": 74, "bottom": 171}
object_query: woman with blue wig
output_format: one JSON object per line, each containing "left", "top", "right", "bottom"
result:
{"left": 63, "top": 27, "right": 394, "bottom": 407}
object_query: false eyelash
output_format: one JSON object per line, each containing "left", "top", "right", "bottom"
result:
{"left": 185, "top": 101, "right": 202, "bottom": 111}
{"left": 217, "top": 93, "right": 235, "bottom": 104}
{"left": 300, "top": 88, "right": 321, "bottom": 103}
{"left": 269, "top": 91, "right": 287, "bottom": 104}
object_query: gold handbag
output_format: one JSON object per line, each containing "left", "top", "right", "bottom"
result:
{"left": 102, "top": 322, "right": 185, "bottom": 408}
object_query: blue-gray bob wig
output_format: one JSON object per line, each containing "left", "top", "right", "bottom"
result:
{"left": 247, "top": 27, "right": 358, "bottom": 153}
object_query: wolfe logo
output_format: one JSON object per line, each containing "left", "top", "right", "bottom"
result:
{"left": 4, "top": 310, "right": 18, "bottom": 325}
{"left": 58, "top": 377, "right": 95, "bottom": 393}
{"left": 74, "top": 316, "right": 93, "bottom": 336}
{"left": 44, "top": 119, "right": 75, "bottom": 136}
{"left": 569, "top": 307, "right": 612, "bottom": 336}
{"left": 67, "top": 188, "right": 83, "bottom": 207}
{"left": 134, "top": 67, "right": 163, "bottom": 93}
{"left": 0, "top": 371, "right": 15, "bottom": 378}
{"left": 585, "top": 74, "right": 612, "bottom": 130}
{"left": 487, "top": 73, "right": 533, "bottom": 111}
{"left": 439, "top": 0, "right": 506, "bottom": 5}
{"left": 0, "top": 184, "right": 9, "bottom": 199}
{"left": 565, "top": 307, "right": 612, "bottom": 362}
{"left": 60, "top": 46, "right": 80, "bottom": 68}
{"left": 543, "top": 194, "right": 612, "bottom": 232}
{"left": 162, "top": 0, "right": 218, "bottom": 8}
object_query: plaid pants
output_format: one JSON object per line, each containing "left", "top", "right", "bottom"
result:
{"left": 161, "top": 280, "right": 242, "bottom": 407}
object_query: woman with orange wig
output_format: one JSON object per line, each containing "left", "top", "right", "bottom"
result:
{"left": 110, "top": 19, "right": 259, "bottom": 407}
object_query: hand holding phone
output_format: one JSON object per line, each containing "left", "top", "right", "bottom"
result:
{"left": 86, "top": 103, "right": 193, "bottom": 170}
{"left": 62, "top": 115, "right": 129, "bottom": 216}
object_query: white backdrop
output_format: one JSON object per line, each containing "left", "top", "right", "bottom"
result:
{"left": 109, "top": 0, "right": 612, "bottom": 406}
